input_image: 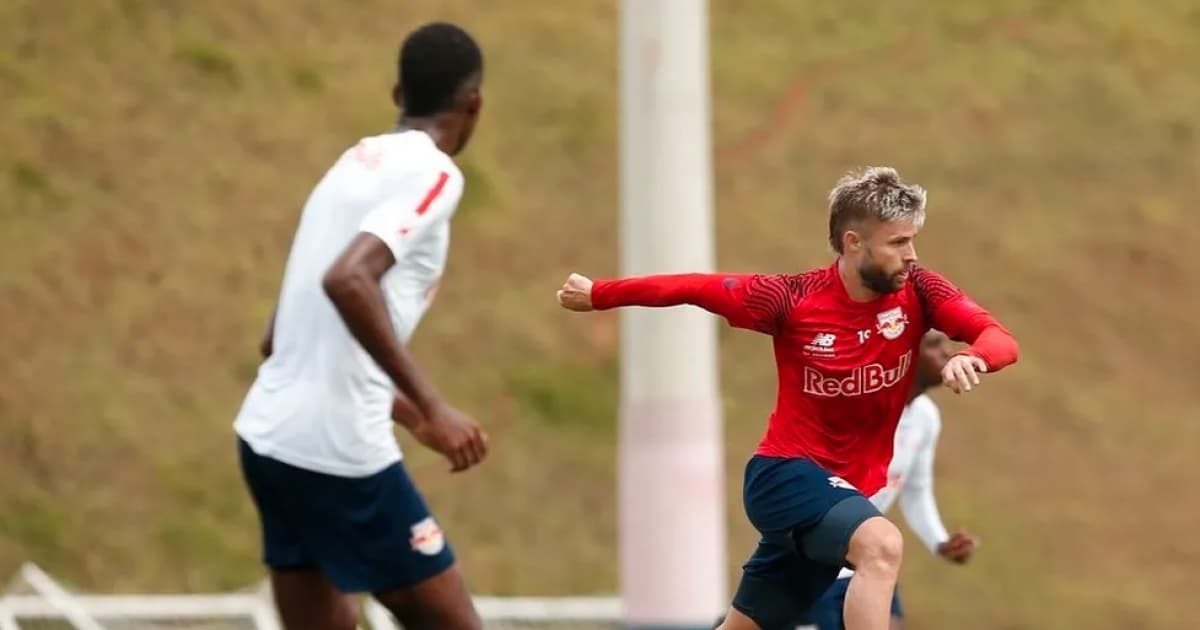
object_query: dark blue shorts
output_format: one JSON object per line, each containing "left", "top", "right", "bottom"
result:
{"left": 800, "top": 577, "right": 903, "bottom": 629}
{"left": 237, "top": 438, "right": 455, "bottom": 593}
{"left": 731, "top": 456, "right": 881, "bottom": 630}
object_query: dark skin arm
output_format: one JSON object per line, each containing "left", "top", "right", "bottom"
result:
{"left": 391, "top": 393, "right": 423, "bottom": 425}
{"left": 323, "top": 233, "right": 445, "bottom": 417}
{"left": 323, "top": 233, "right": 487, "bottom": 472}
{"left": 259, "top": 306, "right": 276, "bottom": 359}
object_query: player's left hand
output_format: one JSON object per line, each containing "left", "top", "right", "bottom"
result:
{"left": 937, "top": 529, "right": 980, "bottom": 564}
{"left": 941, "top": 353, "right": 988, "bottom": 394}
{"left": 411, "top": 403, "right": 490, "bottom": 473}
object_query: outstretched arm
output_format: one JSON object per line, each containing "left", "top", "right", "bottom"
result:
{"left": 558, "top": 272, "right": 796, "bottom": 334}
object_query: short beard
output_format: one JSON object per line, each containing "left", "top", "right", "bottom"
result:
{"left": 859, "top": 258, "right": 905, "bottom": 294}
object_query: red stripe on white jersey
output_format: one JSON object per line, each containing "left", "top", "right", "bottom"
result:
{"left": 415, "top": 171, "right": 450, "bottom": 217}
{"left": 399, "top": 171, "right": 450, "bottom": 236}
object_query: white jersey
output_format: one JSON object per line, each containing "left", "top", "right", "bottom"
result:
{"left": 837, "top": 393, "right": 949, "bottom": 579}
{"left": 234, "top": 129, "right": 464, "bottom": 478}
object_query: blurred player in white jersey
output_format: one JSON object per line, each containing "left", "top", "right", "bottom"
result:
{"left": 233, "top": 22, "right": 488, "bottom": 630}
{"left": 798, "top": 330, "right": 979, "bottom": 630}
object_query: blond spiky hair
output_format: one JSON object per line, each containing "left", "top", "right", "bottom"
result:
{"left": 827, "top": 166, "right": 927, "bottom": 254}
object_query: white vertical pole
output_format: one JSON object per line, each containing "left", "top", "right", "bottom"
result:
{"left": 618, "top": 1, "right": 725, "bottom": 628}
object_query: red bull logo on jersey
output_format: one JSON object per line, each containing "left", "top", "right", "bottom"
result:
{"left": 803, "top": 351, "right": 912, "bottom": 397}
{"left": 876, "top": 306, "right": 909, "bottom": 341}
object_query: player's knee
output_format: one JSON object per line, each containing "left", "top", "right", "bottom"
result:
{"left": 848, "top": 517, "right": 903, "bottom": 578}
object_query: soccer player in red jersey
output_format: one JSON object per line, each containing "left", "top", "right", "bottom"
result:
{"left": 556, "top": 167, "right": 1018, "bottom": 630}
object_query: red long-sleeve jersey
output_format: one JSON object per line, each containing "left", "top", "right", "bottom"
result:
{"left": 591, "top": 261, "right": 1018, "bottom": 497}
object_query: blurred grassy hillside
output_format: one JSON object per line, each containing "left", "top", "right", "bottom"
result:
{"left": 2, "top": 1, "right": 1197, "bottom": 628}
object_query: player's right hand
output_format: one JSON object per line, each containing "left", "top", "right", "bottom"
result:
{"left": 937, "top": 530, "right": 980, "bottom": 564}
{"left": 411, "top": 404, "right": 489, "bottom": 473}
{"left": 556, "top": 273, "right": 594, "bottom": 311}
{"left": 941, "top": 353, "right": 988, "bottom": 394}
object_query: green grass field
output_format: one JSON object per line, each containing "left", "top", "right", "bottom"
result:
{"left": 2, "top": 1, "right": 1198, "bottom": 627}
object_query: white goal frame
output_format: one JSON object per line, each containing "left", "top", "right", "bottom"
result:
{"left": 0, "top": 563, "right": 622, "bottom": 629}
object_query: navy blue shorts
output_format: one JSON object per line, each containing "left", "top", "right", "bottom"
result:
{"left": 800, "top": 577, "right": 903, "bottom": 629}
{"left": 237, "top": 438, "right": 455, "bottom": 593}
{"left": 731, "top": 456, "right": 881, "bottom": 630}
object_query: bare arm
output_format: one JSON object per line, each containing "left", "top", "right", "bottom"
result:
{"left": 391, "top": 392, "right": 423, "bottom": 427}
{"left": 259, "top": 306, "right": 276, "bottom": 359}
{"left": 323, "top": 233, "right": 486, "bottom": 471}
{"left": 322, "top": 233, "right": 445, "bottom": 418}
{"left": 322, "top": 164, "right": 485, "bottom": 471}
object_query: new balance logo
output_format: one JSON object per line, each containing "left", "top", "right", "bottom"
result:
{"left": 802, "top": 351, "right": 912, "bottom": 397}
{"left": 804, "top": 332, "right": 837, "bottom": 356}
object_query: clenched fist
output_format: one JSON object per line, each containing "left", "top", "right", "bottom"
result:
{"left": 556, "top": 273, "right": 594, "bottom": 312}
{"left": 409, "top": 403, "right": 489, "bottom": 473}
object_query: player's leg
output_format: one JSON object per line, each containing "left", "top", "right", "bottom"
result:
{"left": 887, "top": 584, "right": 904, "bottom": 630}
{"left": 752, "top": 459, "right": 885, "bottom": 630}
{"left": 723, "top": 542, "right": 841, "bottom": 630}
{"left": 237, "top": 439, "right": 359, "bottom": 629}
{"left": 269, "top": 568, "right": 358, "bottom": 630}
{"left": 713, "top": 605, "right": 760, "bottom": 630}
{"left": 293, "top": 459, "right": 480, "bottom": 630}
{"left": 372, "top": 562, "right": 481, "bottom": 630}
{"left": 807, "top": 577, "right": 850, "bottom": 630}
{"left": 841, "top": 517, "right": 904, "bottom": 630}
{"left": 726, "top": 455, "right": 872, "bottom": 630}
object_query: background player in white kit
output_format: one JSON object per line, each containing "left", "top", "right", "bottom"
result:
{"left": 799, "top": 330, "right": 979, "bottom": 630}
{"left": 233, "top": 22, "right": 489, "bottom": 630}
